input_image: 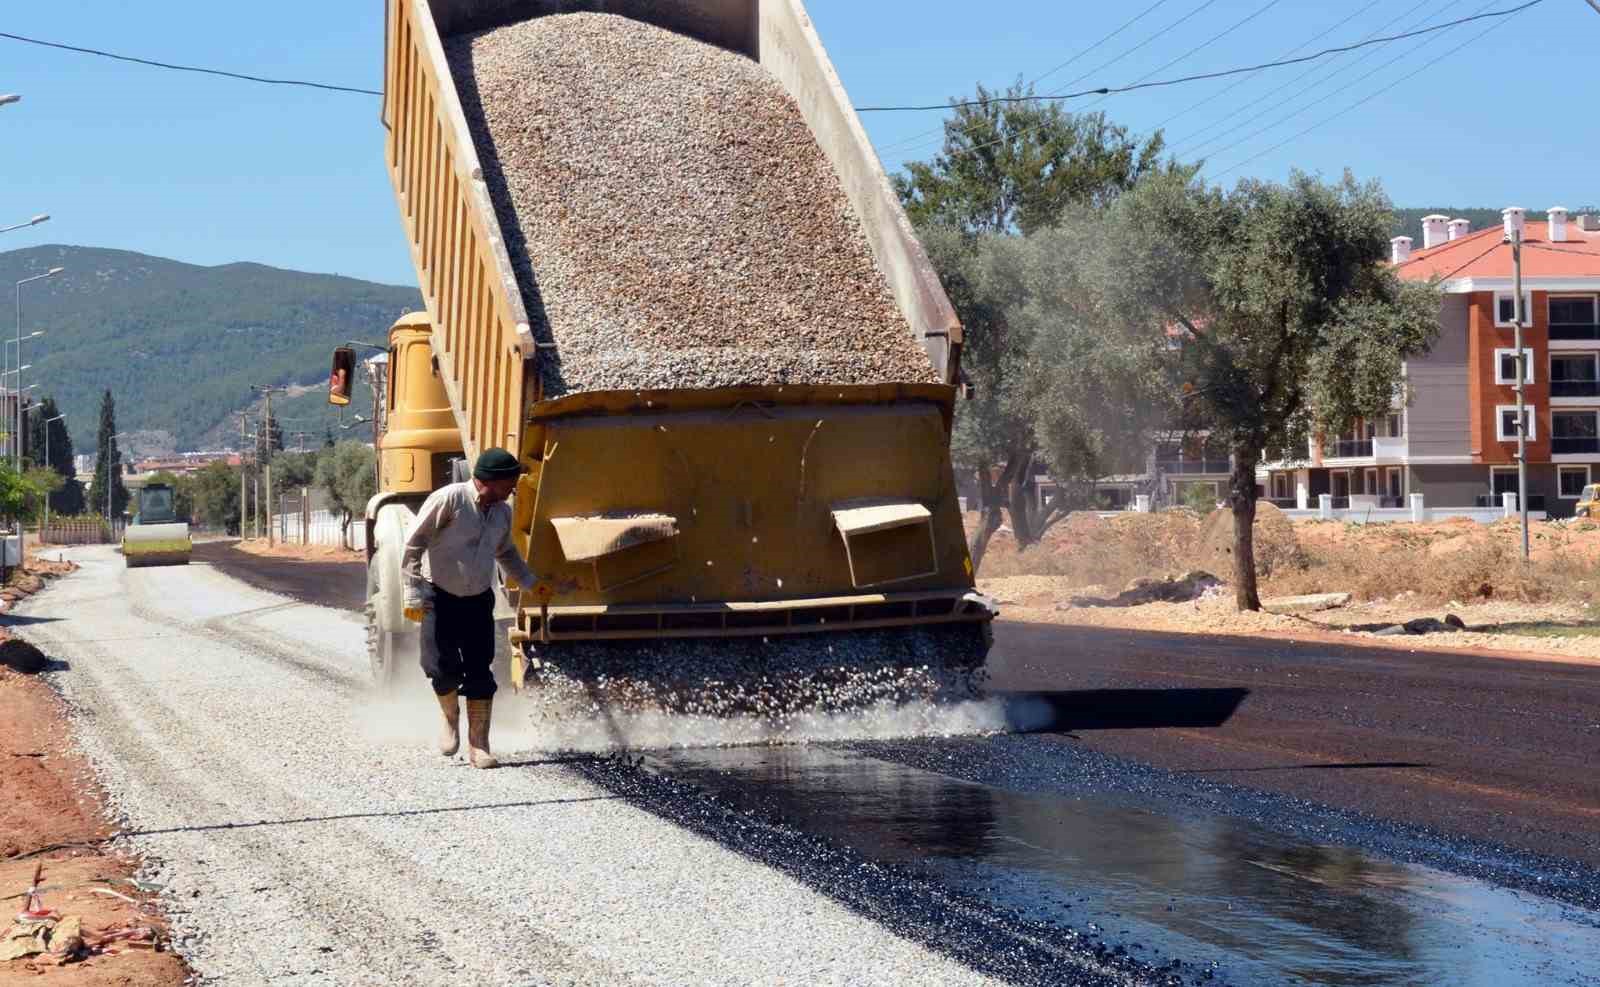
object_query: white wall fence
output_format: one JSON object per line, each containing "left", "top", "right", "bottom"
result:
{"left": 1105, "top": 491, "right": 1546, "bottom": 525}
{"left": 267, "top": 508, "right": 367, "bottom": 551}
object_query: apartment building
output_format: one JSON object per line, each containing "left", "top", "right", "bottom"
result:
{"left": 1260, "top": 207, "right": 1600, "bottom": 516}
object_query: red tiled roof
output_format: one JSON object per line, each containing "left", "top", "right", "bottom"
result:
{"left": 1395, "top": 220, "right": 1600, "bottom": 283}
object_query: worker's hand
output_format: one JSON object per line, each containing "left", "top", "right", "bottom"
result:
{"left": 403, "top": 604, "right": 427, "bottom": 622}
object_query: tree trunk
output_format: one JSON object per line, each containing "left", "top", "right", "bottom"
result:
{"left": 967, "top": 464, "right": 1006, "bottom": 572}
{"left": 1007, "top": 450, "right": 1038, "bottom": 547}
{"left": 1229, "top": 445, "right": 1262, "bottom": 611}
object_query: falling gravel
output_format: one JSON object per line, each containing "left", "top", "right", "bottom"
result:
{"left": 448, "top": 13, "right": 938, "bottom": 396}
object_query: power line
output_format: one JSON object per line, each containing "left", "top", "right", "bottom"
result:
{"left": 1207, "top": 2, "right": 1532, "bottom": 180}
{"left": 879, "top": 0, "right": 1225, "bottom": 160}
{"left": 1179, "top": 0, "right": 1451, "bottom": 161}
{"left": 854, "top": 1, "right": 1542, "bottom": 112}
{"left": 0, "top": 30, "right": 381, "bottom": 96}
{"left": 875, "top": 0, "right": 1175, "bottom": 158}
{"left": 1149, "top": 0, "right": 1383, "bottom": 133}
{"left": 1167, "top": 0, "right": 1429, "bottom": 151}
{"left": 1428, "top": 240, "right": 1508, "bottom": 282}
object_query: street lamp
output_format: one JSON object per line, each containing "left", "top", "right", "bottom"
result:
{"left": 0, "top": 215, "right": 49, "bottom": 236}
{"left": 42, "top": 414, "right": 62, "bottom": 538}
{"left": 105, "top": 431, "right": 131, "bottom": 525}
{"left": 14, "top": 267, "right": 60, "bottom": 469}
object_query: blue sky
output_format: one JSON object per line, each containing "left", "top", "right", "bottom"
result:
{"left": 1, "top": 0, "right": 1591, "bottom": 286}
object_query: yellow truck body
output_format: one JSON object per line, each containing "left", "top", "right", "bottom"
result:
{"left": 362, "top": 0, "right": 992, "bottom": 684}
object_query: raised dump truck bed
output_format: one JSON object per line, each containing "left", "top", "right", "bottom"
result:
{"left": 372, "top": 0, "right": 991, "bottom": 676}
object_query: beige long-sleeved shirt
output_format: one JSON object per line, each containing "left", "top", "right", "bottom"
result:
{"left": 401, "top": 481, "right": 536, "bottom": 605}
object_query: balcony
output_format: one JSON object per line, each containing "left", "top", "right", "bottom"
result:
{"left": 1552, "top": 379, "right": 1600, "bottom": 397}
{"left": 1551, "top": 436, "right": 1600, "bottom": 454}
{"left": 1155, "top": 458, "right": 1231, "bottom": 475}
{"left": 1322, "top": 439, "right": 1374, "bottom": 458}
{"left": 1550, "top": 323, "right": 1600, "bottom": 341}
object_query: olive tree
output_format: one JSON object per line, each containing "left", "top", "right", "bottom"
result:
{"left": 1085, "top": 170, "right": 1440, "bottom": 609}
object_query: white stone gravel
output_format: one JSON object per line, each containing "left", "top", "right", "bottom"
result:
{"left": 449, "top": 13, "right": 937, "bottom": 396}
{"left": 20, "top": 547, "right": 998, "bottom": 986}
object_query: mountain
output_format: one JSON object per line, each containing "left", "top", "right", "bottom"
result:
{"left": 0, "top": 245, "right": 420, "bottom": 456}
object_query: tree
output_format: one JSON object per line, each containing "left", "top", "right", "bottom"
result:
{"left": 27, "top": 397, "right": 85, "bottom": 516}
{"left": 190, "top": 461, "right": 243, "bottom": 535}
{"left": 315, "top": 441, "right": 376, "bottom": 548}
{"left": 1085, "top": 170, "right": 1440, "bottom": 609}
{"left": 92, "top": 390, "right": 129, "bottom": 518}
{"left": 273, "top": 450, "right": 321, "bottom": 492}
{"left": 0, "top": 461, "right": 48, "bottom": 525}
{"left": 923, "top": 225, "right": 1175, "bottom": 566}
{"left": 901, "top": 86, "right": 1190, "bottom": 568}
{"left": 895, "top": 82, "right": 1172, "bottom": 236}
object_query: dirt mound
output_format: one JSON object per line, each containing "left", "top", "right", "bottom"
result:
{"left": 1198, "top": 501, "right": 1302, "bottom": 577}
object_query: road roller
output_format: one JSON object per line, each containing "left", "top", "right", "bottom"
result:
{"left": 122, "top": 483, "right": 192, "bottom": 567}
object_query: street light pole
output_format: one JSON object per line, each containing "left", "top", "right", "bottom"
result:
{"left": 251, "top": 385, "right": 286, "bottom": 547}
{"left": 42, "top": 413, "right": 62, "bottom": 540}
{"left": 0, "top": 215, "right": 49, "bottom": 236}
{"left": 15, "top": 268, "right": 61, "bottom": 469}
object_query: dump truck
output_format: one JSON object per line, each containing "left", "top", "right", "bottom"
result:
{"left": 347, "top": 0, "right": 996, "bottom": 703}
{"left": 122, "top": 483, "right": 191, "bottom": 567}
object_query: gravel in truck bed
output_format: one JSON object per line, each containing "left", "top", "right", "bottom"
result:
{"left": 447, "top": 12, "right": 938, "bottom": 396}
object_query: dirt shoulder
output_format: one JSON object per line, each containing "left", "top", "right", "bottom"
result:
{"left": 981, "top": 573, "right": 1600, "bottom": 668}
{"left": 1, "top": 562, "right": 188, "bottom": 984}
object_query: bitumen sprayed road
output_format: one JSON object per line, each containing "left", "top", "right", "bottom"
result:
{"left": 19, "top": 544, "right": 1600, "bottom": 984}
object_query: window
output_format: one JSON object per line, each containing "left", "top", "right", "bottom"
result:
{"left": 1384, "top": 413, "right": 1403, "bottom": 438}
{"left": 1362, "top": 468, "right": 1379, "bottom": 495}
{"left": 1559, "top": 466, "right": 1590, "bottom": 499}
{"left": 1495, "top": 405, "right": 1536, "bottom": 441}
{"left": 1385, "top": 468, "right": 1404, "bottom": 500}
{"left": 1495, "top": 348, "right": 1535, "bottom": 385}
{"left": 1552, "top": 411, "right": 1598, "bottom": 453}
{"left": 1270, "top": 473, "right": 1290, "bottom": 500}
{"left": 1551, "top": 354, "right": 1599, "bottom": 396}
{"left": 1550, "top": 295, "right": 1598, "bottom": 327}
{"left": 1495, "top": 291, "right": 1533, "bottom": 327}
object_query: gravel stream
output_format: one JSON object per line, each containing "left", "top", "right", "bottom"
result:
{"left": 21, "top": 547, "right": 1006, "bottom": 985}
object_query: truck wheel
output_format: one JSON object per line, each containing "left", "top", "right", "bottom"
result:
{"left": 366, "top": 501, "right": 420, "bottom": 692}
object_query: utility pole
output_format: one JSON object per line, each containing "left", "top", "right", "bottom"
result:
{"left": 239, "top": 414, "right": 249, "bottom": 539}
{"left": 251, "top": 385, "right": 286, "bottom": 547}
{"left": 1510, "top": 220, "right": 1530, "bottom": 560}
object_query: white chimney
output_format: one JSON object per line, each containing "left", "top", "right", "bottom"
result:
{"left": 1391, "top": 236, "right": 1413, "bottom": 263}
{"left": 1448, "top": 218, "right": 1471, "bottom": 241}
{"left": 1502, "top": 206, "right": 1526, "bottom": 240}
{"left": 1421, "top": 214, "right": 1450, "bottom": 249}
{"left": 1548, "top": 206, "right": 1568, "bottom": 243}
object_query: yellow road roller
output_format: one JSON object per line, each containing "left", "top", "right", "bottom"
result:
{"left": 122, "top": 483, "right": 191, "bottom": 567}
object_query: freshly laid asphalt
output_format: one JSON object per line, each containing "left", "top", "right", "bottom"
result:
{"left": 194, "top": 538, "right": 1600, "bottom": 872}
{"left": 171, "top": 541, "right": 1600, "bottom": 983}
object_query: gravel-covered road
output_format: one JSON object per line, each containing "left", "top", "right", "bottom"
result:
{"left": 20, "top": 547, "right": 1164, "bottom": 986}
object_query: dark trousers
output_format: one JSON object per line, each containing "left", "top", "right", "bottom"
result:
{"left": 420, "top": 585, "right": 496, "bottom": 699}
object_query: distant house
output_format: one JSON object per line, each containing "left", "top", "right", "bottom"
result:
{"left": 1258, "top": 207, "right": 1600, "bottom": 516}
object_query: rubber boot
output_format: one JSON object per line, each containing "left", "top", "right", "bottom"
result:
{"left": 435, "top": 691, "right": 461, "bottom": 756}
{"left": 465, "top": 698, "right": 498, "bottom": 769}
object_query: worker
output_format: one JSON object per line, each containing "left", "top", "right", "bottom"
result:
{"left": 401, "top": 447, "right": 535, "bottom": 769}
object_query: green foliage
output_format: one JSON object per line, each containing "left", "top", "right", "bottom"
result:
{"left": 189, "top": 461, "right": 244, "bottom": 535}
{"left": 92, "top": 391, "right": 130, "bottom": 518}
{"left": 903, "top": 91, "right": 1191, "bottom": 560}
{"left": 271, "top": 450, "right": 322, "bottom": 492}
{"left": 0, "top": 461, "right": 48, "bottom": 522}
{"left": 1085, "top": 169, "right": 1441, "bottom": 606}
{"left": 894, "top": 82, "right": 1177, "bottom": 235}
{"left": 315, "top": 441, "right": 377, "bottom": 543}
{"left": 0, "top": 245, "right": 418, "bottom": 453}
{"left": 1179, "top": 484, "right": 1220, "bottom": 513}
{"left": 26, "top": 396, "right": 84, "bottom": 515}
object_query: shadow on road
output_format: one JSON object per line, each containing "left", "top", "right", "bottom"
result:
{"left": 1179, "top": 760, "right": 1434, "bottom": 774}
{"left": 1000, "top": 687, "right": 1250, "bottom": 733}
{"left": 0, "top": 614, "right": 63, "bottom": 626}
{"left": 120, "top": 794, "right": 618, "bottom": 837}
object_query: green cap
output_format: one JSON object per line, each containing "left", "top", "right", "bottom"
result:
{"left": 473, "top": 447, "right": 524, "bottom": 481}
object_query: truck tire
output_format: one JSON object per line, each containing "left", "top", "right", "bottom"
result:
{"left": 366, "top": 501, "right": 421, "bottom": 692}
